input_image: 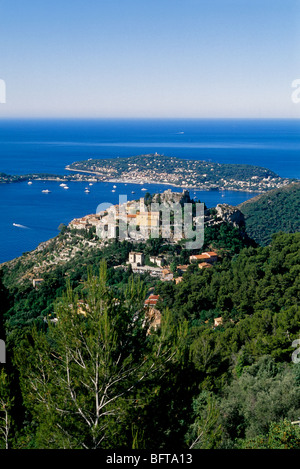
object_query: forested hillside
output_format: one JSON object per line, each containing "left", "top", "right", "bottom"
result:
{"left": 0, "top": 223, "right": 299, "bottom": 449}
{"left": 238, "top": 182, "right": 300, "bottom": 246}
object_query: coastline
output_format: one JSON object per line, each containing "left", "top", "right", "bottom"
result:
{"left": 64, "top": 166, "right": 273, "bottom": 194}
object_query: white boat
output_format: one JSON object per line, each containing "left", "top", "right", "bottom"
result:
{"left": 63, "top": 186, "right": 69, "bottom": 189}
{"left": 112, "top": 189, "right": 115, "bottom": 192}
{"left": 42, "top": 189, "right": 51, "bottom": 193}
{"left": 28, "top": 181, "right": 32, "bottom": 185}
{"left": 141, "top": 188, "right": 147, "bottom": 191}
{"left": 13, "top": 223, "right": 27, "bottom": 228}
{"left": 131, "top": 191, "right": 135, "bottom": 194}
{"left": 89, "top": 183, "right": 93, "bottom": 186}
{"left": 113, "top": 185, "right": 117, "bottom": 188}
{"left": 60, "top": 183, "right": 67, "bottom": 187}
{"left": 85, "top": 189, "right": 90, "bottom": 193}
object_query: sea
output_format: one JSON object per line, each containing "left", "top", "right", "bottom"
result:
{"left": 0, "top": 118, "right": 299, "bottom": 263}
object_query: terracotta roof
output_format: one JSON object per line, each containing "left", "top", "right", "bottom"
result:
{"left": 198, "top": 262, "right": 213, "bottom": 269}
{"left": 191, "top": 254, "right": 210, "bottom": 259}
{"left": 190, "top": 251, "right": 218, "bottom": 259}
{"left": 144, "top": 294, "right": 160, "bottom": 306}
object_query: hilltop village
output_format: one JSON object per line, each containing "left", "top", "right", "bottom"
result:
{"left": 68, "top": 188, "right": 243, "bottom": 244}
{"left": 66, "top": 189, "right": 243, "bottom": 332}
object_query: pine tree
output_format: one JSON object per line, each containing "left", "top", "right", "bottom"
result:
{"left": 15, "top": 261, "right": 186, "bottom": 449}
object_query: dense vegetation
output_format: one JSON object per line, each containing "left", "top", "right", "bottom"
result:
{"left": 238, "top": 182, "right": 300, "bottom": 246}
{"left": 0, "top": 180, "right": 300, "bottom": 451}
{"left": 0, "top": 201, "right": 299, "bottom": 449}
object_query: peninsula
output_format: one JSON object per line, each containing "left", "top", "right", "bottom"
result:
{"left": 66, "top": 153, "right": 293, "bottom": 192}
{"left": 0, "top": 172, "right": 99, "bottom": 184}
{"left": 1, "top": 154, "right": 295, "bottom": 192}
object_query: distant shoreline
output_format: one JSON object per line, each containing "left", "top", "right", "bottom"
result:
{"left": 0, "top": 169, "right": 296, "bottom": 195}
{"left": 64, "top": 166, "right": 265, "bottom": 193}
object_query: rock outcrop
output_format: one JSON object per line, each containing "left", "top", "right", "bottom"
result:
{"left": 215, "top": 204, "right": 245, "bottom": 228}
{"left": 152, "top": 189, "right": 191, "bottom": 206}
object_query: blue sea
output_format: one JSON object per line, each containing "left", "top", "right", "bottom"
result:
{"left": 0, "top": 118, "right": 299, "bottom": 263}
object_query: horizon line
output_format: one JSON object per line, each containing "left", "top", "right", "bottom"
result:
{"left": 0, "top": 116, "right": 299, "bottom": 120}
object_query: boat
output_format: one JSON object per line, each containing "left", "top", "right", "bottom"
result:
{"left": 28, "top": 181, "right": 32, "bottom": 185}
{"left": 141, "top": 188, "right": 147, "bottom": 191}
{"left": 63, "top": 186, "right": 69, "bottom": 189}
{"left": 60, "top": 183, "right": 67, "bottom": 187}
{"left": 112, "top": 189, "right": 115, "bottom": 192}
{"left": 89, "top": 183, "right": 93, "bottom": 186}
{"left": 42, "top": 189, "right": 51, "bottom": 193}
{"left": 13, "top": 223, "right": 27, "bottom": 228}
{"left": 113, "top": 185, "right": 117, "bottom": 188}
{"left": 131, "top": 191, "right": 135, "bottom": 194}
{"left": 85, "top": 189, "right": 90, "bottom": 193}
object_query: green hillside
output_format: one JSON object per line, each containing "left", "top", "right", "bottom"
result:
{"left": 238, "top": 182, "right": 300, "bottom": 246}
{"left": 0, "top": 189, "right": 299, "bottom": 449}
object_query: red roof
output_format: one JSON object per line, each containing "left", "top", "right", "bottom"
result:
{"left": 144, "top": 294, "right": 160, "bottom": 306}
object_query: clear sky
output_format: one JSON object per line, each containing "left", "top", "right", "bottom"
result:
{"left": 0, "top": 0, "right": 299, "bottom": 118}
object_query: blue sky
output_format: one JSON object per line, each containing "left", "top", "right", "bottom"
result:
{"left": 0, "top": 0, "right": 299, "bottom": 118}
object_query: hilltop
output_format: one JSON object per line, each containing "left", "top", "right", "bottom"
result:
{"left": 66, "top": 153, "right": 293, "bottom": 192}
{"left": 238, "top": 182, "right": 300, "bottom": 246}
{"left": 1, "top": 189, "right": 250, "bottom": 287}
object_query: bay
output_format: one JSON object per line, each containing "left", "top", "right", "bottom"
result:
{"left": 0, "top": 118, "right": 299, "bottom": 263}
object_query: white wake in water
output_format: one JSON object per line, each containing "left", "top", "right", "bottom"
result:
{"left": 13, "top": 223, "right": 30, "bottom": 229}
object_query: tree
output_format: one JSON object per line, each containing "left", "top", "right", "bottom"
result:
{"left": 0, "top": 369, "right": 13, "bottom": 449}
{"left": 58, "top": 223, "right": 67, "bottom": 235}
{"left": 240, "top": 419, "right": 300, "bottom": 449}
{"left": 219, "top": 356, "right": 300, "bottom": 443}
{"left": 185, "top": 392, "right": 222, "bottom": 449}
{"left": 15, "top": 261, "right": 186, "bottom": 449}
